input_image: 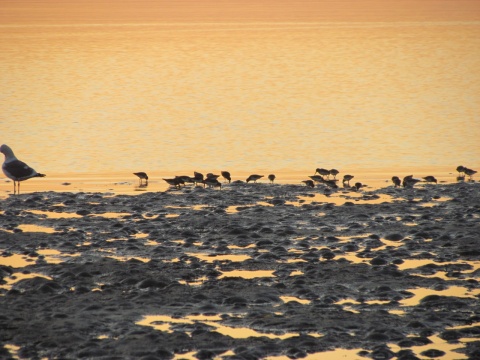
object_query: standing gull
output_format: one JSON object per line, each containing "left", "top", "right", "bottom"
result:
{"left": 1, "top": 144, "right": 46, "bottom": 194}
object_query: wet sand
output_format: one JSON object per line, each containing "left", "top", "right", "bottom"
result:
{"left": 1, "top": 179, "right": 479, "bottom": 359}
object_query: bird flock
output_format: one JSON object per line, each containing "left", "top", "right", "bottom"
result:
{"left": 1, "top": 144, "right": 477, "bottom": 195}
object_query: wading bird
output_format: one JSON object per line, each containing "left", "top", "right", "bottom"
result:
{"left": 246, "top": 174, "right": 263, "bottom": 183}
{"left": 133, "top": 172, "right": 148, "bottom": 185}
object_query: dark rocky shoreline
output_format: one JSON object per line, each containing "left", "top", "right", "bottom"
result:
{"left": 1, "top": 182, "right": 480, "bottom": 359}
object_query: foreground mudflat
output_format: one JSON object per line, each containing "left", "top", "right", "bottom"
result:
{"left": 1, "top": 182, "right": 479, "bottom": 359}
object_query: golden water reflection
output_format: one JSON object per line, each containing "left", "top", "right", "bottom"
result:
{"left": 26, "top": 209, "right": 82, "bottom": 219}
{"left": 399, "top": 286, "right": 480, "bottom": 307}
{"left": 219, "top": 270, "right": 275, "bottom": 279}
{"left": 137, "top": 314, "right": 306, "bottom": 340}
{"left": 0, "top": 272, "right": 52, "bottom": 291}
{"left": 186, "top": 253, "right": 251, "bottom": 263}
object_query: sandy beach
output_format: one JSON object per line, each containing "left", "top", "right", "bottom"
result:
{"left": 1, "top": 178, "right": 479, "bottom": 359}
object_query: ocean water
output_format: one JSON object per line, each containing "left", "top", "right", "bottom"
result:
{"left": 1, "top": 3, "right": 479, "bottom": 185}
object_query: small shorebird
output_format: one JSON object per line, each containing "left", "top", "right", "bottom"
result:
{"left": 302, "top": 180, "right": 315, "bottom": 188}
{"left": 309, "top": 175, "right": 325, "bottom": 183}
{"left": 1, "top": 144, "right": 46, "bottom": 194}
{"left": 342, "top": 174, "right": 354, "bottom": 186}
{"left": 246, "top": 174, "right": 263, "bottom": 183}
{"left": 206, "top": 173, "right": 220, "bottom": 180}
{"left": 464, "top": 167, "right": 477, "bottom": 180}
{"left": 177, "top": 175, "right": 195, "bottom": 185}
{"left": 423, "top": 176, "right": 437, "bottom": 184}
{"left": 402, "top": 175, "right": 421, "bottom": 188}
{"left": 163, "top": 177, "right": 183, "bottom": 189}
{"left": 329, "top": 169, "right": 339, "bottom": 179}
{"left": 133, "top": 172, "right": 148, "bottom": 185}
{"left": 203, "top": 177, "right": 222, "bottom": 189}
{"left": 456, "top": 165, "right": 465, "bottom": 176}
{"left": 221, "top": 171, "right": 231, "bottom": 183}
{"left": 315, "top": 168, "right": 330, "bottom": 178}
{"left": 391, "top": 176, "right": 401, "bottom": 187}
{"left": 193, "top": 171, "right": 204, "bottom": 185}
{"left": 353, "top": 182, "right": 364, "bottom": 191}
{"left": 268, "top": 174, "right": 276, "bottom": 184}
{"left": 324, "top": 179, "right": 339, "bottom": 188}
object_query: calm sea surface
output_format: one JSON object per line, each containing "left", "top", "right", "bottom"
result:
{"left": 1, "top": 19, "right": 479, "bottom": 184}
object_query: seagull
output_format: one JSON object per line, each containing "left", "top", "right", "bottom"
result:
{"left": 342, "top": 174, "right": 354, "bottom": 186}
{"left": 1, "top": 144, "right": 46, "bottom": 194}
{"left": 302, "top": 180, "right": 315, "bottom": 188}
{"left": 464, "top": 168, "right": 477, "bottom": 180}
{"left": 268, "top": 174, "right": 276, "bottom": 184}
{"left": 391, "top": 176, "right": 401, "bottom": 187}
{"left": 221, "top": 171, "right": 231, "bottom": 183}
{"left": 423, "top": 176, "right": 437, "bottom": 184}
{"left": 133, "top": 172, "right": 148, "bottom": 185}
{"left": 246, "top": 174, "right": 263, "bottom": 183}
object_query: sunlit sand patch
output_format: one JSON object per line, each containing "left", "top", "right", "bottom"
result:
{"left": 165, "top": 214, "right": 180, "bottom": 218}
{"left": 280, "top": 296, "right": 311, "bottom": 305}
{"left": 399, "top": 286, "right": 480, "bottom": 307}
{"left": 0, "top": 272, "right": 52, "bottom": 291}
{"left": 17, "top": 224, "right": 58, "bottom": 233}
{"left": 218, "top": 270, "right": 275, "bottom": 279}
{"left": 26, "top": 209, "right": 82, "bottom": 219}
{"left": 0, "top": 254, "right": 35, "bottom": 268}
{"left": 37, "top": 249, "right": 81, "bottom": 264}
{"left": 186, "top": 253, "right": 251, "bottom": 263}
{"left": 137, "top": 314, "right": 303, "bottom": 339}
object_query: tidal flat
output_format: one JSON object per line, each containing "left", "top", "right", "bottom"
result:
{"left": 1, "top": 181, "right": 479, "bottom": 359}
